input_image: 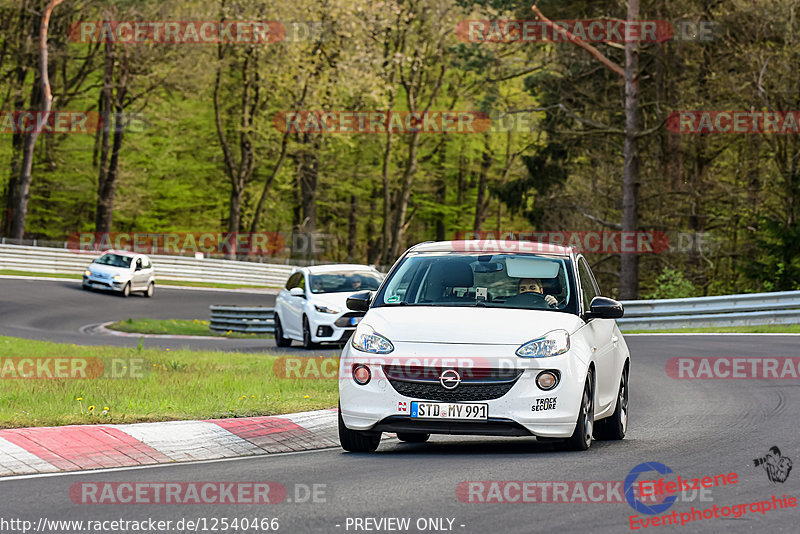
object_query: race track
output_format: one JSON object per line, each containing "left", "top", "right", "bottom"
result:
{"left": 1, "top": 334, "right": 798, "bottom": 533}
{"left": 0, "top": 278, "right": 338, "bottom": 354}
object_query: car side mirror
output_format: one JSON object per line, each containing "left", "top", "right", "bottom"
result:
{"left": 586, "top": 296, "right": 624, "bottom": 320}
{"left": 346, "top": 291, "right": 372, "bottom": 312}
{"left": 289, "top": 287, "right": 305, "bottom": 298}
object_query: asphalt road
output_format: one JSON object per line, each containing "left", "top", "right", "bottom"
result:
{"left": 0, "top": 278, "right": 339, "bottom": 354}
{"left": 1, "top": 334, "right": 798, "bottom": 533}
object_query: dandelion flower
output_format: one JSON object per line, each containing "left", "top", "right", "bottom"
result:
{"left": 76, "top": 397, "right": 83, "bottom": 401}
{"left": 88, "top": 405, "right": 95, "bottom": 412}
{"left": 104, "top": 406, "right": 109, "bottom": 411}
{"left": 304, "top": 395, "right": 310, "bottom": 399}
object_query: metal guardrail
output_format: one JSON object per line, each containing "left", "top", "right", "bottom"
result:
{"left": 618, "top": 291, "right": 800, "bottom": 330}
{"left": 210, "top": 306, "right": 275, "bottom": 334}
{"left": 0, "top": 243, "right": 294, "bottom": 287}
{"left": 210, "top": 291, "right": 800, "bottom": 335}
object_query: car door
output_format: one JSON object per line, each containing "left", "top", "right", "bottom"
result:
{"left": 141, "top": 256, "right": 154, "bottom": 285}
{"left": 282, "top": 272, "right": 306, "bottom": 337}
{"left": 576, "top": 255, "right": 617, "bottom": 412}
{"left": 133, "top": 257, "right": 148, "bottom": 289}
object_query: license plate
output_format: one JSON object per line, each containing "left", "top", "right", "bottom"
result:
{"left": 350, "top": 316, "right": 362, "bottom": 326}
{"left": 410, "top": 402, "right": 488, "bottom": 420}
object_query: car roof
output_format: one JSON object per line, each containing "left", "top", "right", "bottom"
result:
{"left": 407, "top": 240, "right": 574, "bottom": 256}
{"left": 302, "top": 264, "right": 379, "bottom": 274}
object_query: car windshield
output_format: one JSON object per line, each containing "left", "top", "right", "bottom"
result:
{"left": 309, "top": 271, "right": 382, "bottom": 294}
{"left": 94, "top": 253, "right": 132, "bottom": 269}
{"left": 374, "top": 252, "right": 577, "bottom": 314}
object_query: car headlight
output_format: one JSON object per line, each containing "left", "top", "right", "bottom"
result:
{"left": 112, "top": 275, "right": 121, "bottom": 281}
{"left": 84, "top": 270, "right": 92, "bottom": 277}
{"left": 351, "top": 324, "right": 394, "bottom": 354}
{"left": 314, "top": 304, "right": 340, "bottom": 314}
{"left": 516, "top": 329, "right": 570, "bottom": 358}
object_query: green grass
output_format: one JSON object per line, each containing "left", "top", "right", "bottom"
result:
{"left": 622, "top": 324, "right": 800, "bottom": 334}
{"left": 0, "top": 269, "right": 80, "bottom": 279}
{"left": 108, "top": 318, "right": 272, "bottom": 339}
{"left": 0, "top": 336, "right": 341, "bottom": 428}
{"left": 0, "top": 269, "right": 278, "bottom": 289}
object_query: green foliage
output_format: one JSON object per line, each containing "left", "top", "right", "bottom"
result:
{"left": 644, "top": 267, "right": 697, "bottom": 300}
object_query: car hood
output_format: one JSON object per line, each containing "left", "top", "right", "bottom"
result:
{"left": 88, "top": 263, "right": 129, "bottom": 276}
{"left": 363, "top": 306, "right": 584, "bottom": 345}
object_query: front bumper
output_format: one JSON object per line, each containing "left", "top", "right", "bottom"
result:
{"left": 310, "top": 311, "right": 362, "bottom": 344}
{"left": 82, "top": 275, "right": 125, "bottom": 292}
{"left": 338, "top": 341, "right": 589, "bottom": 438}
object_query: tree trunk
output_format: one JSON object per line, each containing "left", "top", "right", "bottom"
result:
{"left": 390, "top": 131, "right": 421, "bottom": 259}
{"left": 347, "top": 194, "right": 358, "bottom": 261}
{"left": 10, "top": 0, "right": 63, "bottom": 240}
{"left": 473, "top": 139, "right": 492, "bottom": 232}
{"left": 619, "top": 0, "right": 640, "bottom": 300}
{"left": 94, "top": 37, "right": 117, "bottom": 233}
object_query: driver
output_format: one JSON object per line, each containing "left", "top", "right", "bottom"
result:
{"left": 311, "top": 277, "right": 324, "bottom": 293}
{"left": 518, "top": 278, "right": 558, "bottom": 307}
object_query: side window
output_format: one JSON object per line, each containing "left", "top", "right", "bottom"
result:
{"left": 578, "top": 257, "right": 599, "bottom": 310}
{"left": 298, "top": 274, "right": 306, "bottom": 290}
{"left": 142, "top": 257, "right": 151, "bottom": 269}
{"left": 136, "top": 258, "right": 143, "bottom": 270}
{"left": 285, "top": 273, "right": 301, "bottom": 290}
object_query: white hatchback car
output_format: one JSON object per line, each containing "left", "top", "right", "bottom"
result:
{"left": 274, "top": 265, "right": 384, "bottom": 349}
{"left": 338, "top": 240, "right": 630, "bottom": 452}
{"left": 82, "top": 251, "right": 156, "bottom": 297}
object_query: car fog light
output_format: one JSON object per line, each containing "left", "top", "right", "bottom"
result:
{"left": 353, "top": 364, "right": 371, "bottom": 385}
{"left": 536, "top": 371, "right": 559, "bottom": 390}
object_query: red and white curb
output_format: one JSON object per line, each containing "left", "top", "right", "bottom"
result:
{"left": 0, "top": 409, "right": 341, "bottom": 477}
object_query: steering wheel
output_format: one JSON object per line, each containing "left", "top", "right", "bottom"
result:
{"left": 504, "top": 292, "right": 549, "bottom": 307}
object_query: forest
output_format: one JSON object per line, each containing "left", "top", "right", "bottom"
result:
{"left": 1, "top": 0, "right": 798, "bottom": 299}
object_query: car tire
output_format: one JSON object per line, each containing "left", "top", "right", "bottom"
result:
{"left": 595, "top": 364, "right": 628, "bottom": 441}
{"left": 144, "top": 283, "right": 155, "bottom": 298}
{"left": 82, "top": 284, "right": 91, "bottom": 291}
{"left": 121, "top": 283, "right": 131, "bottom": 298}
{"left": 563, "top": 371, "right": 594, "bottom": 451}
{"left": 338, "top": 405, "right": 381, "bottom": 452}
{"left": 302, "top": 316, "right": 317, "bottom": 349}
{"left": 274, "top": 315, "right": 292, "bottom": 347}
{"left": 396, "top": 432, "right": 430, "bottom": 443}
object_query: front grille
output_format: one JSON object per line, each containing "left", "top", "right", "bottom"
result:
{"left": 388, "top": 380, "right": 517, "bottom": 402}
{"left": 384, "top": 365, "right": 523, "bottom": 402}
